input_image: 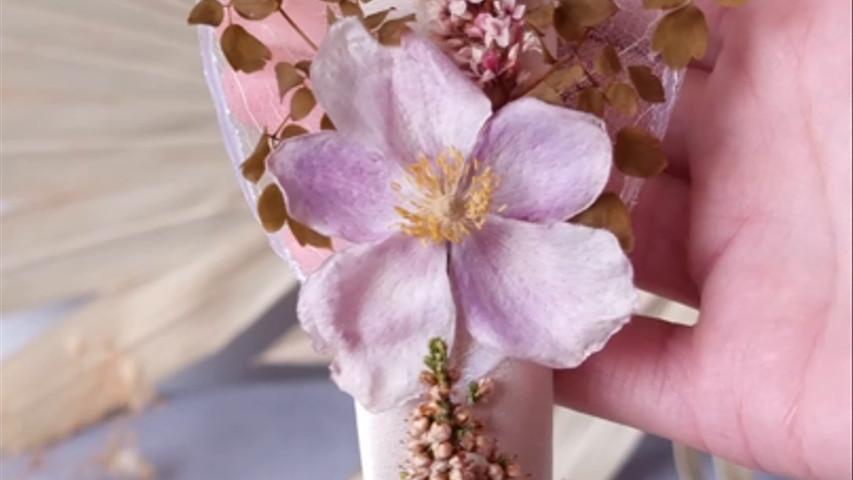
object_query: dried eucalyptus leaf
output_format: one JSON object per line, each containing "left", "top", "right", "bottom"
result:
{"left": 321, "top": 114, "right": 336, "bottom": 130}
{"left": 289, "top": 219, "right": 333, "bottom": 250}
{"left": 295, "top": 60, "right": 312, "bottom": 75}
{"left": 577, "top": 87, "right": 605, "bottom": 117}
{"left": 627, "top": 65, "right": 665, "bottom": 102}
{"left": 280, "top": 124, "right": 309, "bottom": 139}
{"left": 257, "top": 184, "right": 288, "bottom": 232}
{"left": 241, "top": 133, "right": 271, "bottom": 183}
{"left": 326, "top": 6, "right": 338, "bottom": 25}
{"left": 544, "top": 64, "right": 586, "bottom": 93}
{"left": 362, "top": 9, "right": 391, "bottom": 29}
{"left": 221, "top": 24, "right": 273, "bottom": 73}
{"left": 553, "top": 4, "right": 585, "bottom": 42}
{"left": 652, "top": 3, "right": 708, "bottom": 69}
{"left": 643, "top": 0, "right": 686, "bottom": 8}
{"left": 594, "top": 46, "right": 623, "bottom": 76}
{"left": 605, "top": 82, "right": 639, "bottom": 117}
{"left": 569, "top": 192, "right": 634, "bottom": 251}
{"left": 234, "top": 0, "right": 281, "bottom": 19}
{"left": 274, "top": 63, "right": 303, "bottom": 99}
{"left": 187, "top": 0, "right": 224, "bottom": 26}
{"left": 378, "top": 18, "right": 412, "bottom": 46}
{"left": 715, "top": 0, "right": 749, "bottom": 6}
{"left": 614, "top": 127, "right": 668, "bottom": 177}
{"left": 526, "top": 3, "right": 555, "bottom": 31}
{"left": 557, "top": 0, "right": 618, "bottom": 28}
{"left": 290, "top": 88, "right": 316, "bottom": 121}
{"left": 339, "top": 0, "right": 363, "bottom": 17}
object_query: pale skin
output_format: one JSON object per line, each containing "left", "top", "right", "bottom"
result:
{"left": 554, "top": 0, "right": 852, "bottom": 478}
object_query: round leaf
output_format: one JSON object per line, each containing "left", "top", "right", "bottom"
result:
{"left": 280, "top": 124, "right": 309, "bottom": 139}
{"left": 553, "top": 4, "right": 586, "bottom": 42}
{"left": 289, "top": 88, "right": 316, "bottom": 121}
{"left": 651, "top": 3, "right": 709, "bottom": 69}
{"left": 627, "top": 65, "right": 666, "bottom": 102}
{"left": 604, "top": 82, "right": 639, "bottom": 117}
{"left": 556, "top": 0, "right": 618, "bottom": 28}
{"left": 233, "top": 0, "right": 281, "bottom": 20}
{"left": 257, "top": 184, "right": 288, "bottom": 232}
{"left": 241, "top": 133, "right": 271, "bottom": 183}
{"left": 221, "top": 24, "right": 273, "bottom": 73}
{"left": 570, "top": 193, "right": 634, "bottom": 251}
{"left": 594, "top": 46, "right": 623, "bottom": 76}
{"left": 614, "top": 127, "right": 668, "bottom": 177}
{"left": 577, "top": 87, "right": 605, "bottom": 117}
{"left": 289, "top": 218, "right": 333, "bottom": 249}
{"left": 187, "top": 0, "right": 224, "bottom": 26}
{"left": 274, "top": 62, "right": 303, "bottom": 99}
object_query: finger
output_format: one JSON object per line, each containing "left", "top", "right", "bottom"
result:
{"left": 662, "top": 68, "right": 710, "bottom": 180}
{"left": 554, "top": 316, "right": 702, "bottom": 448}
{"left": 629, "top": 173, "right": 700, "bottom": 306}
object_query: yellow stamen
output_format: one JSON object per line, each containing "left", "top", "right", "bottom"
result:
{"left": 393, "top": 148, "right": 502, "bottom": 244}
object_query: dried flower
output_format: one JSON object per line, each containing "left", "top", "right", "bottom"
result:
{"left": 269, "top": 20, "right": 636, "bottom": 411}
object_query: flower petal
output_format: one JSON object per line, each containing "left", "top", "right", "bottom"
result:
{"left": 269, "top": 132, "right": 402, "bottom": 243}
{"left": 473, "top": 98, "right": 612, "bottom": 222}
{"left": 298, "top": 234, "right": 456, "bottom": 411}
{"left": 312, "top": 19, "right": 492, "bottom": 162}
{"left": 450, "top": 216, "right": 636, "bottom": 368}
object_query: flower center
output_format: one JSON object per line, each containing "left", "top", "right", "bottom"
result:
{"left": 393, "top": 148, "right": 502, "bottom": 244}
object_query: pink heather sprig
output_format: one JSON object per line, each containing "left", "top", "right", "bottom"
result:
{"left": 424, "top": 0, "right": 538, "bottom": 98}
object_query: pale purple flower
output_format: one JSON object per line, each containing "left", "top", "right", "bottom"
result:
{"left": 269, "top": 20, "right": 636, "bottom": 411}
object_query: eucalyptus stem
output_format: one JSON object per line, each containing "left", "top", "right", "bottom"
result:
{"left": 279, "top": 8, "right": 319, "bottom": 51}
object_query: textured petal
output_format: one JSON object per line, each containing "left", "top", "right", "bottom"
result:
{"left": 450, "top": 216, "right": 636, "bottom": 368}
{"left": 473, "top": 98, "right": 613, "bottom": 222}
{"left": 298, "top": 234, "right": 456, "bottom": 411}
{"left": 269, "top": 132, "right": 403, "bottom": 243}
{"left": 312, "top": 19, "right": 492, "bottom": 163}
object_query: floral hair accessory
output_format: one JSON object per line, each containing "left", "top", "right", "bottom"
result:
{"left": 270, "top": 18, "right": 635, "bottom": 410}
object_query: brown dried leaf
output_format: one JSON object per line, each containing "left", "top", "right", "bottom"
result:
{"left": 715, "top": 0, "right": 749, "bottom": 6}
{"left": 290, "top": 87, "right": 316, "bottom": 121}
{"left": 280, "top": 124, "right": 309, "bottom": 139}
{"left": 570, "top": 193, "right": 634, "bottom": 251}
{"left": 526, "top": 3, "right": 555, "bottom": 31}
{"left": 544, "top": 64, "right": 586, "bottom": 93}
{"left": 594, "top": 46, "right": 623, "bottom": 76}
{"left": 187, "top": 0, "right": 224, "bottom": 26}
{"left": 377, "top": 17, "right": 412, "bottom": 46}
{"left": 234, "top": 0, "right": 281, "bottom": 20}
{"left": 652, "top": 3, "right": 708, "bottom": 69}
{"left": 643, "top": 0, "right": 686, "bottom": 8}
{"left": 614, "top": 127, "right": 668, "bottom": 177}
{"left": 553, "top": 4, "right": 586, "bottom": 42}
{"left": 289, "top": 219, "right": 333, "bottom": 250}
{"left": 295, "top": 60, "right": 312, "bottom": 76}
{"left": 557, "top": 0, "right": 618, "bottom": 28}
{"left": 220, "top": 25, "right": 273, "bottom": 73}
{"left": 605, "top": 81, "right": 639, "bottom": 117}
{"left": 327, "top": 6, "right": 338, "bottom": 24}
{"left": 339, "top": 0, "right": 363, "bottom": 17}
{"left": 274, "top": 63, "right": 303, "bottom": 99}
{"left": 577, "top": 87, "right": 605, "bottom": 117}
{"left": 257, "top": 184, "right": 288, "bottom": 232}
{"left": 362, "top": 9, "right": 391, "bottom": 30}
{"left": 321, "top": 114, "right": 336, "bottom": 130}
{"left": 241, "top": 133, "right": 271, "bottom": 183}
{"left": 530, "top": 84, "right": 563, "bottom": 106}
{"left": 627, "top": 65, "right": 665, "bottom": 102}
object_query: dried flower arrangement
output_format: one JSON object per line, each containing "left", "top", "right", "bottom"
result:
{"left": 186, "top": 0, "right": 751, "bottom": 476}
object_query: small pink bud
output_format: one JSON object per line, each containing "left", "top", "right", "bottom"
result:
{"left": 428, "top": 422, "right": 453, "bottom": 443}
{"left": 488, "top": 463, "right": 506, "bottom": 480}
{"left": 433, "top": 441, "right": 454, "bottom": 460}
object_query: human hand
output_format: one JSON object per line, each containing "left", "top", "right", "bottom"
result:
{"left": 555, "top": 1, "right": 852, "bottom": 478}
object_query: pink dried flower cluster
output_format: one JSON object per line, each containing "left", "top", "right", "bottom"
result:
{"left": 402, "top": 340, "right": 522, "bottom": 480}
{"left": 424, "top": 0, "right": 537, "bottom": 90}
